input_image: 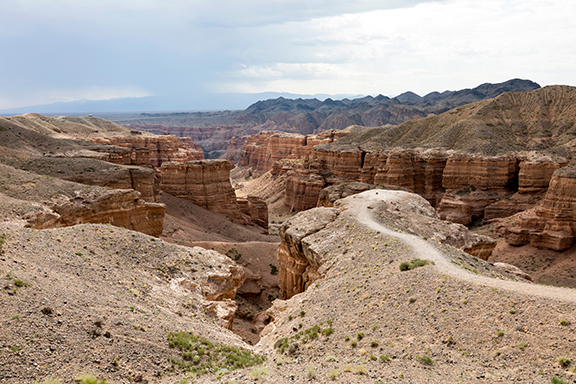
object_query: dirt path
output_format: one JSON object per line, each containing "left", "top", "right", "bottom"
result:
{"left": 350, "top": 190, "right": 576, "bottom": 304}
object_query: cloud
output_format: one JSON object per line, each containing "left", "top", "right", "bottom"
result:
{"left": 0, "top": 0, "right": 575, "bottom": 109}
{"left": 212, "top": 0, "right": 576, "bottom": 96}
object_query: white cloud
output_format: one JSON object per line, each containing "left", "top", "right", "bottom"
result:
{"left": 213, "top": 0, "right": 576, "bottom": 96}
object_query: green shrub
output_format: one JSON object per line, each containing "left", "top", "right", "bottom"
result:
{"left": 352, "top": 365, "right": 367, "bottom": 375}
{"left": 560, "top": 319, "right": 569, "bottom": 326}
{"left": 379, "top": 354, "right": 390, "bottom": 362}
{"left": 74, "top": 373, "right": 106, "bottom": 384}
{"left": 269, "top": 264, "right": 278, "bottom": 275}
{"left": 357, "top": 332, "right": 364, "bottom": 340}
{"left": 551, "top": 376, "right": 567, "bottom": 384}
{"left": 557, "top": 356, "right": 571, "bottom": 367}
{"left": 167, "top": 332, "right": 264, "bottom": 375}
{"left": 249, "top": 367, "right": 268, "bottom": 380}
{"left": 328, "top": 369, "right": 339, "bottom": 380}
{"left": 399, "top": 259, "right": 435, "bottom": 271}
{"left": 416, "top": 355, "right": 434, "bottom": 365}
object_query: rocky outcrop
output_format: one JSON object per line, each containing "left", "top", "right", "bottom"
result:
{"left": 504, "top": 165, "right": 576, "bottom": 251}
{"left": 90, "top": 135, "right": 204, "bottom": 168}
{"left": 27, "top": 189, "right": 165, "bottom": 236}
{"left": 278, "top": 189, "right": 498, "bottom": 299}
{"left": 284, "top": 169, "right": 326, "bottom": 211}
{"left": 168, "top": 247, "right": 245, "bottom": 329}
{"left": 278, "top": 207, "right": 339, "bottom": 299}
{"left": 317, "top": 182, "right": 409, "bottom": 207}
{"left": 237, "top": 195, "right": 268, "bottom": 230}
{"left": 160, "top": 160, "right": 268, "bottom": 231}
{"left": 237, "top": 130, "right": 348, "bottom": 174}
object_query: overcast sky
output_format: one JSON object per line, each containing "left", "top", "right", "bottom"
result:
{"left": 1, "top": 0, "right": 575, "bottom": 110}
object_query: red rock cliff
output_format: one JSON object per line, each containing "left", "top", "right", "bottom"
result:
{"left": 505, "top": 165, "right": 576, "bottom": 251}
{"left": 160, "top": 160, "right": 268, "bottom": 231}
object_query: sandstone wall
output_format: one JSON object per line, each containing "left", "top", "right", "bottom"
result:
{"left": 160, "top": 160, "right": 268, "bottom": 230}
{"left": 505, "top": 165, "right": 576, "bottom": 251}
{"left": 284, "top": 169, "right": 326, "bottom": 211}
{"left": 237, "top": 130, "right": 348, "bottom": 174}
{"left": 91, "top": 135, "right": 204, "bottom": 168}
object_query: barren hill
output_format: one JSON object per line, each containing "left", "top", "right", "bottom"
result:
{"left": 322, "top": 85, "right": 576, "bottom": 157}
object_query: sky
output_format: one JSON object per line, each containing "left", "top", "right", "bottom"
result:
{"left": 1, "top": 0, "right": 575, "bottom": 111}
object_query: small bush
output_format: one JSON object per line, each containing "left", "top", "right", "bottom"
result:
{"left": 321, "top": 327, "right": 333, "bottom": 337}
{"left": 328, "top": 369, "right": 339, "bottom": 380}
{"left": 74, "top": 373, "right": 106, "bottom": 384}
{"left": 496, "top": 330, "right": 504, "bottom": 337}
{"left": 370, "top": 340, "right": 379, "bottom": 347}
{"left": 249, "top": 367, "right": 268, "bottom": 380}
{"left": 342, "top": 364, "right": 352, "bottom": 372}
{"left": 399, "top": 259, "right": 435, "bottom": 271}
{"left": 306, "top": 365, "right": 317, "bottom": 379}
{"left": 269, "top": 264, "right": 278, "bottom": 275}
{"left": 516, "top": 342, "right": 528, "bottom": 351}
{"left": 352, "top": 365, "right": 367, "bottom": 375}
{"left": 560, "top": 319, "right": 569, "bottom": 326}
{"left": 350, "top": 341, "right": 357, "bottom": 347}
{"left": 551, "top": 376, "right": 567, "bottom": 384}
{"left": 14, "top": 279, "right": 30, "bottom": 287}
{"left": 379, "top": 354, "right": 390, "bottom": 362}
{"left": 35, "top": 379, "right": 62, "bottom": 384}
{"left": 416, "top": 355, "right": 434, "bottom": 365}
{"left": 557, "top": 356, "right": 571, "bottom": 367}
{"left": 357, "top": 332, "right": 364, "bottom": 340}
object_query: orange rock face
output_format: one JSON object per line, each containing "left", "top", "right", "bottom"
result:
{"left": 91, "top": 135, "right": 204, "bottom": 168}
{"left": 160, "top": 160, "right": 268, "bottom": 231}
{"left": 284, "top": 169, "right": 326, "bottom": 211}
{"left": 505, "top": 166, "right": 576, "bottom": 251}
{"left": 237, "top": 130, "right": 348, "bottom": 174}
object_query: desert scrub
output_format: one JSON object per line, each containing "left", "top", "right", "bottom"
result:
{"left": 74, "top": 373, "right": 106, "bottom": 384}
{"left": 167, "top": 332, "right": 264, "bottom": 375}
{"left": 551, "top": 376, "right": 567, "bottom": 384}
{"left": 306, "top": 365, "right": 317, "bottom": 379}
{"left": 328, "top": 369, "right": 339, "bottom": 380}
{"left": 269, "top": 264, "right": 278, "bottom": 275}
{"left": 416, "top": 355, "right": 434, "bottom": 365}
{"left": 249, "top": 367, "right": 268, "bottom": 380}
{"left": 399, "top": 259, "right": 435, "bottom": 271}
{"left": 34, "top": 379, "right": 62, "bottom": 384}
{"left": 0, "top": 233, "right": 6, "bottom": 252}
{"left": 560, "top": 319, "right": 569, "bottom": 326}
{"left": 557, "top": 356, "right": 571, "bottom": 367}
{"left": 352, "top": 365, "right": 367, "bottom": 375}
{"left": 274, "top": 323, "right": 334, "bottom": 354}
{"left": 379, "top": 354, "right": 390, "bottom": 362}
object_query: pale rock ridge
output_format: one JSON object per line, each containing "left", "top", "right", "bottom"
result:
{"left": 29, "top": 189, "right": 165, "bottom": 236}
{"left": 278, "top": 189, "right": 496, "bottom": 299}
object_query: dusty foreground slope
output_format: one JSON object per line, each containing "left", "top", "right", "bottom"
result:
{"left": 2, "top": 190, "right": 576, "bottom": 383}
{"left": 246, "top": 191, "right": 576, "bottom": 384}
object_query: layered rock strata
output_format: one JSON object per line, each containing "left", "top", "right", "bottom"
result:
{"left": 237, "top": 130, "right": 348, "bottom": 174}
{"left": 26, "top": 189, "right": 165, "bottom": 236}
{"left": 160, "top": 160, "right": 268, "bottom": 231}
{"left": 284, "top": 169, "right": 326, "bottom": 211}
{"left": 504, "top": 165, "right": 576, "bottom": 251}
{"left": 90, "top": 135, "right": 204, "bottom": 168}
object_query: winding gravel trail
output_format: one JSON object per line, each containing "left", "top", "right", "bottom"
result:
{"left": 348, "top": 190, "right": 576, "bottom": 304}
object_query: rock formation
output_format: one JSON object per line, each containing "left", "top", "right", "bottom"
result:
{"left": 278, "top": 189, "right": 497, "bottom": 299}
{"left": 90, "top": 135, "right": 203, "bottom": 168}
{"left": 284, "top": 169, "right": 326, "bottom": 211}
{"left": 160, "top": 160, "right": 268, "bottom": 231}
{"left": 237, "top": 130, "right": 348, "bottom": 174}
{"left": 504, "top": 165, "right": 576, "bottom": 251}
{"left": 317, "top": 182, "right": 409, "bottom": 207}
